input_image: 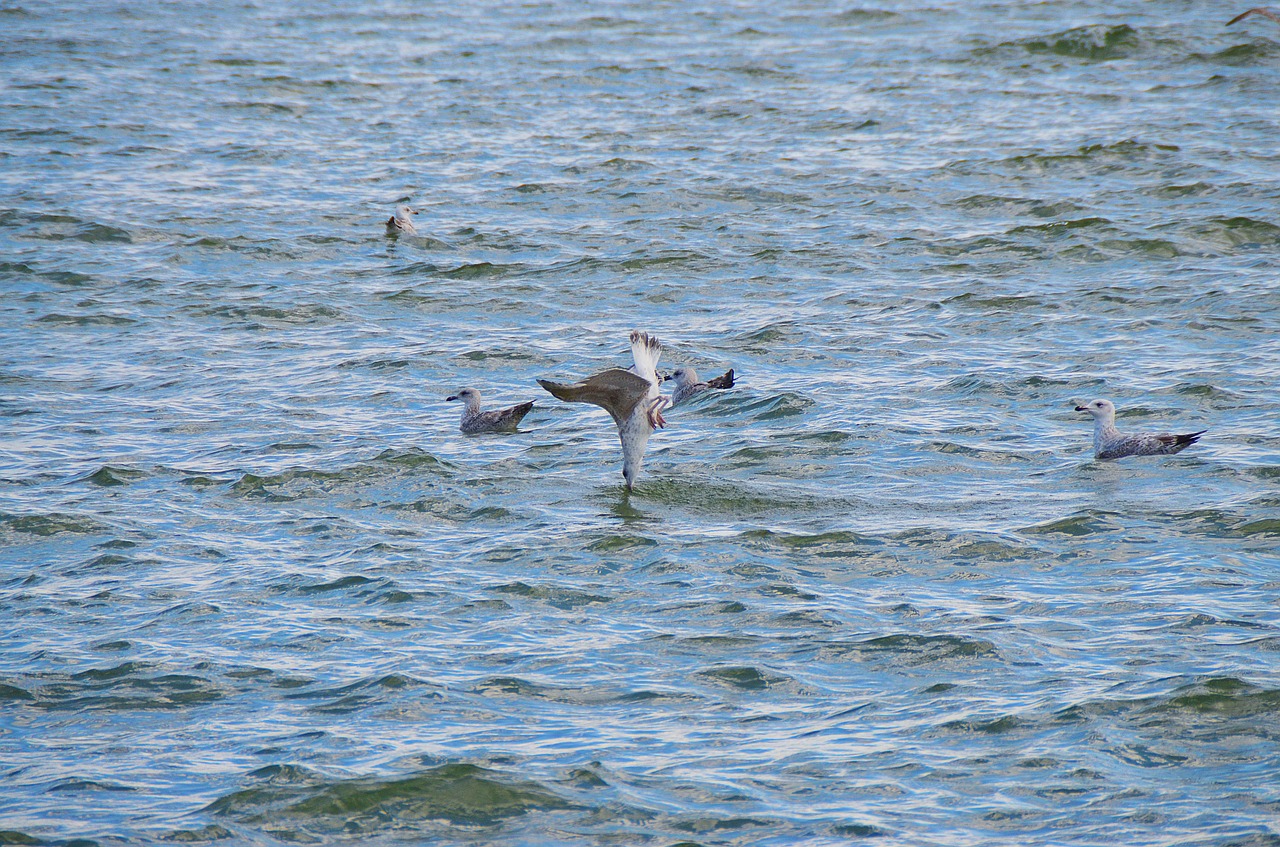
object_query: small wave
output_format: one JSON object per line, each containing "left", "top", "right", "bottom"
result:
{"left": 206, "top": 762, "right": 574, "bottom": 832}
{"left": 488, "top": 581, "right": 613, "bottom": 609}
{"left": 1000, "top": 24, "right": 1142, "bottom": 61}
{"left": 697, "top": 665, "right": 792, "bottom": 690}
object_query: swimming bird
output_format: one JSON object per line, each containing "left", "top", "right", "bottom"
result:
{"left": 665, "top": 366, "right": 735, "bottom": 407}
{"left": 1075, "top": 399, "right": 1206, "bottom": 459}
{"left": 537, "top": 330, "right": 669, "bottom": 490}
{"left": 445, "top": 388, "right": 534, "bottom": 434}
{"left": 1227, "top": 7, "right": 1280, "bottom": 24}
{"left": 386, "top": 204, "right": 419, "bottom": 236}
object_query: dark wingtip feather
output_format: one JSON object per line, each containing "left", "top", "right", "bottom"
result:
{"left": 1178, "top": 429, "right": 1207, "bottom": 447}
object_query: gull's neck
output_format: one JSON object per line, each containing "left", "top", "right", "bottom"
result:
{"left": 1093, "top": 414, "right": 1120, "bottom": 447}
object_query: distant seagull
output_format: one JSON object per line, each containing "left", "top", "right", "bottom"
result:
{"left": 445, "top": 388, "right": 534, "bottom": 434}
{"left": 666, "top": 366, "right": 735, "bottom": 407}
{"left": 1227, "top": 7, "right": 1280, "bottom": 24}
{"left": 1075, "top": 399, "right": 1206, "bottom": 459}
{"left": 538, "top": 330, "right": 670, "bottom": 490}
{"left": 386, "top": 204, "right": 419, "bottom": 236}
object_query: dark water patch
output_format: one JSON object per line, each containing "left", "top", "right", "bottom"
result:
{"left": 1007, "top": 216, "right": 1112, "bottom": 237}
{"left": 1174, "top": 216, "right": 1280, "bottom": 250}
{"left": 586, "top": 533, "right": 657, "bottom": 553}
{"left": 1095, "top": 237, "right": 1182, "bottom": 258}
{"left": 1002, "top": 24, "right": 1141, "bottom": 61}
{"left": 20, "top": 664, "right": 228, "bottom": 711}
{"left": 942, "top": 293, "right": 1047, "bottom": 313}
{"left": 740, "top": 392, "right": 814, "bottom": 420}
{"left": 283, "top": 673, "right": 438, "bottom": 714}
{"left": 439, "top": 261, "right": 521, "bottom": 280}
{"left": 195, "top": 302, "right": 344, "bottom": 325}
{"left": 739, "top": 528, "right": 881, "bottom": 556}
{"left": 231, "top": 451, "right": 451, "bottom": 501}
{"left": 1017, "top": 511, "right": 1121, "bottom": 537}
{"left": 0, "top": 683, "right": 36, "bottom": 701}
{"left": 160, "top": 824, "right": 236, "bottom": 842}
{"left": 81, "top": 465, "right": 148, "bottom": 487}
{"left": 29, "top": 221, "right": 133, "bottom": 244}
{"left": 0, "top": 833, "right": 42, "bottom": 845}
{"left": 1148, "top": 678, "right": 1280, "bottom": 721}
{"left": 34, "top": 312, "right": 137, "bottom": 327}
{"left": 47, "top": 778, "right": 136, "bottom": 793}
{"left": 939, "top": 714, "right": 1027, "bottom": 734}
{"left": 999, "top": 140, "right": 1179, "bottom": 174}
{"left": 488, "top": 581, "right": 612, "bottom": 609}
{"left": 295, "top": 575, "right": 386, "bottom": 596}
{"left": 1198, "top": 41, "right": 1280, "bottom": 66}
{"left": 821, "top": 633, "right": 1001, "bottom": 666}
{"left": 0, "top": 511, "right": 106, "bottom": 537}
{"left": 832, "top": 821, "right": 890, "bottom": 837}
{"left": 950, "top": 195, "right": 1085, "bottom": 218}
{"left": 697, "top": 665, "right": 791, "bottom": 691}
{"left": 207, "top": 762, "right": 574, "bottom": 832}
{"left": 640, "top": 477, "right": 850, "bottom": 517}
{"left": 387, "top": 263, "right": 444, "bottom": 280}
{"left": 469, "top": 676, "right": 623, "bottom": 706}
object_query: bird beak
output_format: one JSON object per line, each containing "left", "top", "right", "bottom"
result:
{"left": 446, "top": 395, "right": 457, "bottom": 402}
{"left": 661, "top": 373, "right": 673, "bottom": 381}
{"left": 1074, "top": 405, "right": 1087, "bottom": 411}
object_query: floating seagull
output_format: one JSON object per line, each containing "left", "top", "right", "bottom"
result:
{"left": 666, "top": 366, "right": 735, "bottom": 407}
{"left": 1227, "top": 7, "right": 1280, "bottom": 24}
{"left": 445, "top": 388, "right": 534, "bottom": 434}
{"left": 538, "top": 330, "right": 669, "bottom": 490}
{"left": 1075, "top": 399, "right": 1206, "bottom": 459}
{"left": 386, "top": 204, "right": 419, "bottom": 236}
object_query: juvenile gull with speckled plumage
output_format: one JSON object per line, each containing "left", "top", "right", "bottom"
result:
{"left": 1075, "top": 398, "right": 1206, "bottom": 459}
{"left": 385, "top": 204, "right": 419, "bottom": 236}
{"left": 665, "top": 366, "right": 735, "bottom": 407}
{"left": 538, "top": 330, "right": 669, "bottom": 490}
{"left": 446, "top": 388, "right": 534, "bottom": 434}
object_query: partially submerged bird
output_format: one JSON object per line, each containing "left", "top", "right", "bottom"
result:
{"left": 1075, "top": 398, "right": 1206, "bottom": 459}
{"left": 538, "top": 330, "right": 670, "bottom": 490}
{"left": 386, "top": 204, "right": 419, "bottom": 236}
{"left": 1227, "top": 7, "right": 1280, "bottom": 24}
{"left": 445, "top": 388, "right": 534, "bottom": 434}
{"left": 666, "top": 366, "right": 735, "bottom": 407}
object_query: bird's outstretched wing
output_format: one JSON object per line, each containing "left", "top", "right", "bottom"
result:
{"left": 538, "top": 369, "right": 653, "bottom": 428}
{"left": 1227, "top": 7, "right": 1280, "bottom": 25}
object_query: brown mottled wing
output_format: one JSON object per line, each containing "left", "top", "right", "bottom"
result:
{"left": 486, "top": 400, "right": 534, "bottom": 432}
{"left": 538, "top": 369, "right": 652, "bottom": 428}
{"left": 1227, "top": 7, "right": 1280, "bottom": 24}
{"left": 704, "top": 369, "right": 735, "bottom": 390}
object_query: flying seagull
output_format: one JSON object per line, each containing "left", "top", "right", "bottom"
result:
{"left": 1075, "top": 398, "right": 1206, "bottom": 459}
{"left": 386, "top": 204, "right": 419, "bottom": 236}
{"left": 666, "top": 366, "right": 735, "bottom": 407}
{"left": 538, "top": 330, "right": 670, "bottom": 490}
{"left": 445, "top": 388, "right": 534, "bottom": 434}
{"left": 1227, "top": 7, "right": 1280, "bottom": 24}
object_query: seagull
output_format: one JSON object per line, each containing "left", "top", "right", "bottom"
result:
{"left": 1227, "top": 7, "right": 1280, "bottom": 24}
{"left": 665, "top": 366, "right": 735, "bottom": 407}
{"left": 1075, "top": 398, "right": 1206, "bottom": 459}
{"left": 445, "top": 388, "right": 534, "bottom": 434}
{"left": 538, "top": 330, "right": 670, "bottom": 490}
{"left": 386, "top": 204, "right": 419, "bottom": 236}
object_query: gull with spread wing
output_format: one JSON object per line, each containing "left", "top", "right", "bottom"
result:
{"left": 538, "top": 330, "right": 670, "bottom": 490}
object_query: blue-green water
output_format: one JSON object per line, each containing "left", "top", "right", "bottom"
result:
{"left": 2, "top": 1, "right": 1280, "bottom": 844}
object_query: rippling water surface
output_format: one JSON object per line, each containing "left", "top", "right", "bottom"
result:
{"left": 3, "top": 1, "right": 1280, "bottom": 844}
